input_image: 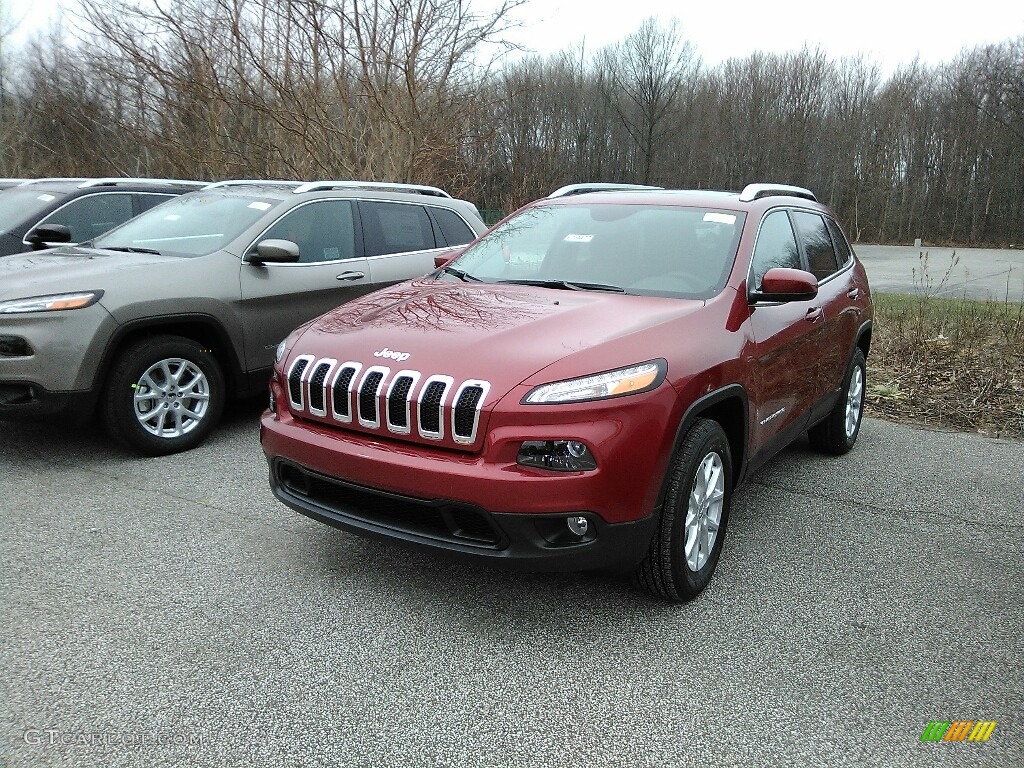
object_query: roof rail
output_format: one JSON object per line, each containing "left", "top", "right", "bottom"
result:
{"left": 77, "top": 178, "right": 207, "bottom": 188}
{"left": 15, "top": 177, "right": 89, "bottom": 185}
{"left": 738, "top": 183, "right": 817, "bottom": 202}
{"left": 292, "top": 180, "right": 452, "bottom": 198}
{"left": 547, "top": 183, "right": 663, "bottom": 198}
{"left": 202, "top": 180, "right": 304, "bottom": 189}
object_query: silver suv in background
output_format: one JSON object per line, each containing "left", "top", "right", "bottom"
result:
{"left": 0, "top": 180, "right": 486, "bottom": 454}
{"left": 0, "top": 177, "right": 208, "bottom": 256}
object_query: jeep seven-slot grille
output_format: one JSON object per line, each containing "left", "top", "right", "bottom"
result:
{"left": 358, "top": 371, "right": 385, "bottom": 423}
{"left": 418, "top": 380, "right": 447, "bottom": 434}
{"left": 288, "top": 358, "right": 311, "bottom": 406}
{"left": 332, "top": 366, "right": 358, "bottom": 418}
{"left": 453, "top": 386, "right": 484, "bottom": 439}
{"left": 387, "top": 376, "right": 415, "bottom": 429}
{"left": 288, "top": 357, "right": 490, "bottom": 445}
{"left": 277, "top": 461, "right": 503, "bottom": 547}
{"left": 308, "top": 362, "right": 332, "bottom": 412}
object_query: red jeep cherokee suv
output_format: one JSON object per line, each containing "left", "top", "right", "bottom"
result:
{"left": 260, "top": 183, "right": 872, "bottom": 601}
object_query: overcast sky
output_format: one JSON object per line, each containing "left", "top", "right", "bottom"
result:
{"left": 6, "top": 0, "right": 1023, "bottom": 72}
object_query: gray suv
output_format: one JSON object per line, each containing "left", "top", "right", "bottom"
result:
{"left": 0, "top": 180, "right": 486, "bottom": 454}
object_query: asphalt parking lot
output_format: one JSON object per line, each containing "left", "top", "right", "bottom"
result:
{"left": 855, "top": 244, "right": 1024, "bottom": 302}
{"left": 2, "top": 406, "right": 1021, "bottom": 768}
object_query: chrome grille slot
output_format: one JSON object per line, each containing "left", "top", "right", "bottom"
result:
{"left": 357, "top": 366, "right": 389, "bottom": 428}
{"left": 417, "top": 375, "right": 454, "bottom": 439}
{"left": 451, "top": 380, "right": 490, "bottom": 444}
{"left": 307, "top": 360, "right": 335, "bottom": 416}
{"left": 330, "top": 363, "right": 361, "bottom": 422}
{"left": 385, "top": 371, "right": 420, "bottom": 434}
{"left": 287, "top": 355, "right": 314, "bottom": 409}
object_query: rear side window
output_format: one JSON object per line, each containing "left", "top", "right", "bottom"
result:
{"left": 360, "top": 201, "right": 436, "bottom": 257}
{"left": 40, "top": 193, "right": 134, "bottom": 242}
{"left": 750, "top": 211, "right": 800, "bottom": 290}
{"left": 136, "top": 193, "right": 175, "bottom": 214}
{"left": 262, "top": 200, "right": 356, "bottom": 263}
{"left": 825, "top": 217, "right": 853, "bottom": 268}
{"left": 429, "top": 207, "right": 476, "bottom": 246}
{"left": 792, "top": 211, "right": 839, "bottom": 279}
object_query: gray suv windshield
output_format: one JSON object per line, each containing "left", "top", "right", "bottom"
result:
{"left": 94, "top": 193, "right": 285, "bottom": 256}
{"left": 0, "top": 189, "right": 69, "bottom": 233}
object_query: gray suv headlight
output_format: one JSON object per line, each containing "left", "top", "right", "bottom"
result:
{"left": 0, "top": 291, "right": 104, "bottom": 314}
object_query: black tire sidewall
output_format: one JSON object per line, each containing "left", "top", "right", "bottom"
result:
{"left": 838, "top": 349, "right": 867, "bottom": 451}
{"left": 103, "top": 336, "right": 225, "bottom": 455}
{"left": 665, "top": 419, "right": 733, "bottom": 599}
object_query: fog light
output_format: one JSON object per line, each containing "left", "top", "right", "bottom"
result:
{"left": 517, "top": 440, "right": 597, "bottom": 471}
{"left": 567, "top": 516, "right": 589, "bottom": 536}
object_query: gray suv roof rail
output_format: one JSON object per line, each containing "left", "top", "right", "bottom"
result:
{"left": 548, "top": 183, "right": 663, "bottom": 198}
{"left": 738, "top": 183, "right": 817, "bottom": 202}
{"left": 203, "top": 180, "right": 304, "bottom": 189}
{"left": 292, "top": 181, "right": 452, "bottom": 198}
{"left": 78, "top": 178, "right": 207, "bottom": 188}
{"left": 16, "top": 177, "right": 90, "bottom": 185}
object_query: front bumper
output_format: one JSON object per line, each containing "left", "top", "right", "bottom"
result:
{"left": 267, "top": 455, "right": 658, "bottom": 571}
{"left": 0, "top": 382, "right": 96, "bottom": 421}
{"left": 260, "top": 403, "right": 673, "bottom": 571}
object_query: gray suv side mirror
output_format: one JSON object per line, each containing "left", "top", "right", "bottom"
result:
{"left": 25, "top": 223, "right": 73, "bottom": 248}
{"left": 246, "top": 239, "right": 301, "bottom": 265}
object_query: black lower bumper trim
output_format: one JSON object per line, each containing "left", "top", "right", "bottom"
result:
{"left": 268, "top": 458, "right": 657, "bottom": 572}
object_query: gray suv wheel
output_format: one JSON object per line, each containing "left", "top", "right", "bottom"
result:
{"left": 102, "top": 335, "right": 226, "bottom": 455}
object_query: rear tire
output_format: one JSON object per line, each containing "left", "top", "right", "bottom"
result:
{"left": 634, "top": 418, "right": 732, "bottom": 602}
{"left": 809, "top": 347, "right": 866, "bottom": 455}
{"left": 102, "top": 335, "right": 225, "bottom": 456}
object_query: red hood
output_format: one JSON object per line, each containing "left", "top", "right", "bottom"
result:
{"left": 294, "top": 279, "right": 702, "bottom": 387}
{"left": 282, "top": 279, "right": 703, "bottom": 451}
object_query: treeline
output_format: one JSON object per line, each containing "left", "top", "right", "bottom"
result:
{"left": 1, "top": 0, "right": 1022, "bottom": 245}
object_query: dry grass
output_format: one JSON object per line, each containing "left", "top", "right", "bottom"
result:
{"left": 866, "top": 290, "right": 1024, "bottom": 438}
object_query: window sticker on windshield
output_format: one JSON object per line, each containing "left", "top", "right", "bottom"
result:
{"left": 37, "top": 194, "right": 56, "bottom": 202}
{"left": 248, "top": 201, "right": 272, "bottom": 211}
{"left": 703, "top": 213, "right": 736, "bottom": 225}
{"left": 564, "top": 234, "right": 593, "bottom": 243}
{"left": 163, "top": 214, "right": 181, "bottom": 221}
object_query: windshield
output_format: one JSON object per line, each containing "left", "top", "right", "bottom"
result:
{"left": 93, "top": 192, "right": 285, "bottom": 256}
{"left": 445, "top": 203, "right": 745, "bottom": 299}
{"left": 0, "top": 188, "right": 67, "bottom": 234}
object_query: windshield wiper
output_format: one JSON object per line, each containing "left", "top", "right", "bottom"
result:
{"left": 442, "top": 265, "right": 482, "bottom": 282}
{"left": 498, "top": 278, "right": 625, "bottom": 293}
{"left": 101, "top": 245, "right": 163, "bottom": 255}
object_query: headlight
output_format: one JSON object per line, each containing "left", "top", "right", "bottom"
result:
{"left": 275, "top": 339, "right": 288, "bottom": 363}
{"left": 0, "top": 291, "right": 104, "bottom": 314}
{"left": 523, "top": 360, "right": 666, "bottom": 404}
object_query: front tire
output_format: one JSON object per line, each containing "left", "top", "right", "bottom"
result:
{"left": 102, "top": 335, "right": 225, "bottom": 456}
{"left": 634, "top": 418, "right": 733, "bottom": 602}
{"left": 809, "top": 347, "right": 866, "bottom": 455}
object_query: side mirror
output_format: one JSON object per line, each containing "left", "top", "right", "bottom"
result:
{"left": 25, "top": 223, "right": 72, "bottom": 248}
{"left": 246, "top": 239, "right": 300, "bottom": 265}
{"left": 751, "top": 267, "right": 818, "bottom": 303}
{"left": 433, "top": 249, "right": 462, "bottom": 269}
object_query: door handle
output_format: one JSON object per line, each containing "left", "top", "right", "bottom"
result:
{"left": 336, "top": 271, "right": 365, "bottom": 281}
{"left": 805, "top": 306, "right": 823, "bottom": 322}
{"left": 847, "top": 288, "right": 860, "bottom": 299}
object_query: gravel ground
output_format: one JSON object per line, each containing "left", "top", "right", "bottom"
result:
{"left": 1, "top": 407, "right": 1021, "bottom": 767}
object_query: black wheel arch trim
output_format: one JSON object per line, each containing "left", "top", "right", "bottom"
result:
{"left": 655, "top": 384, "right": 749, "bottom": 515}
{"left": 92, "top": 313, "right": 245, "bottom": 396}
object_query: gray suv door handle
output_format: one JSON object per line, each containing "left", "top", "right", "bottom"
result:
{"left": 336, "top": 271, "right": 365, "bottom": 281}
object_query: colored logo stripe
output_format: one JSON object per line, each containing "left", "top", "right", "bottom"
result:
{"left": 920, "top": 720, "right": 996, "bottom": 742}
{"left": 968, "top": 721, "right": 997, "bottom": 742}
